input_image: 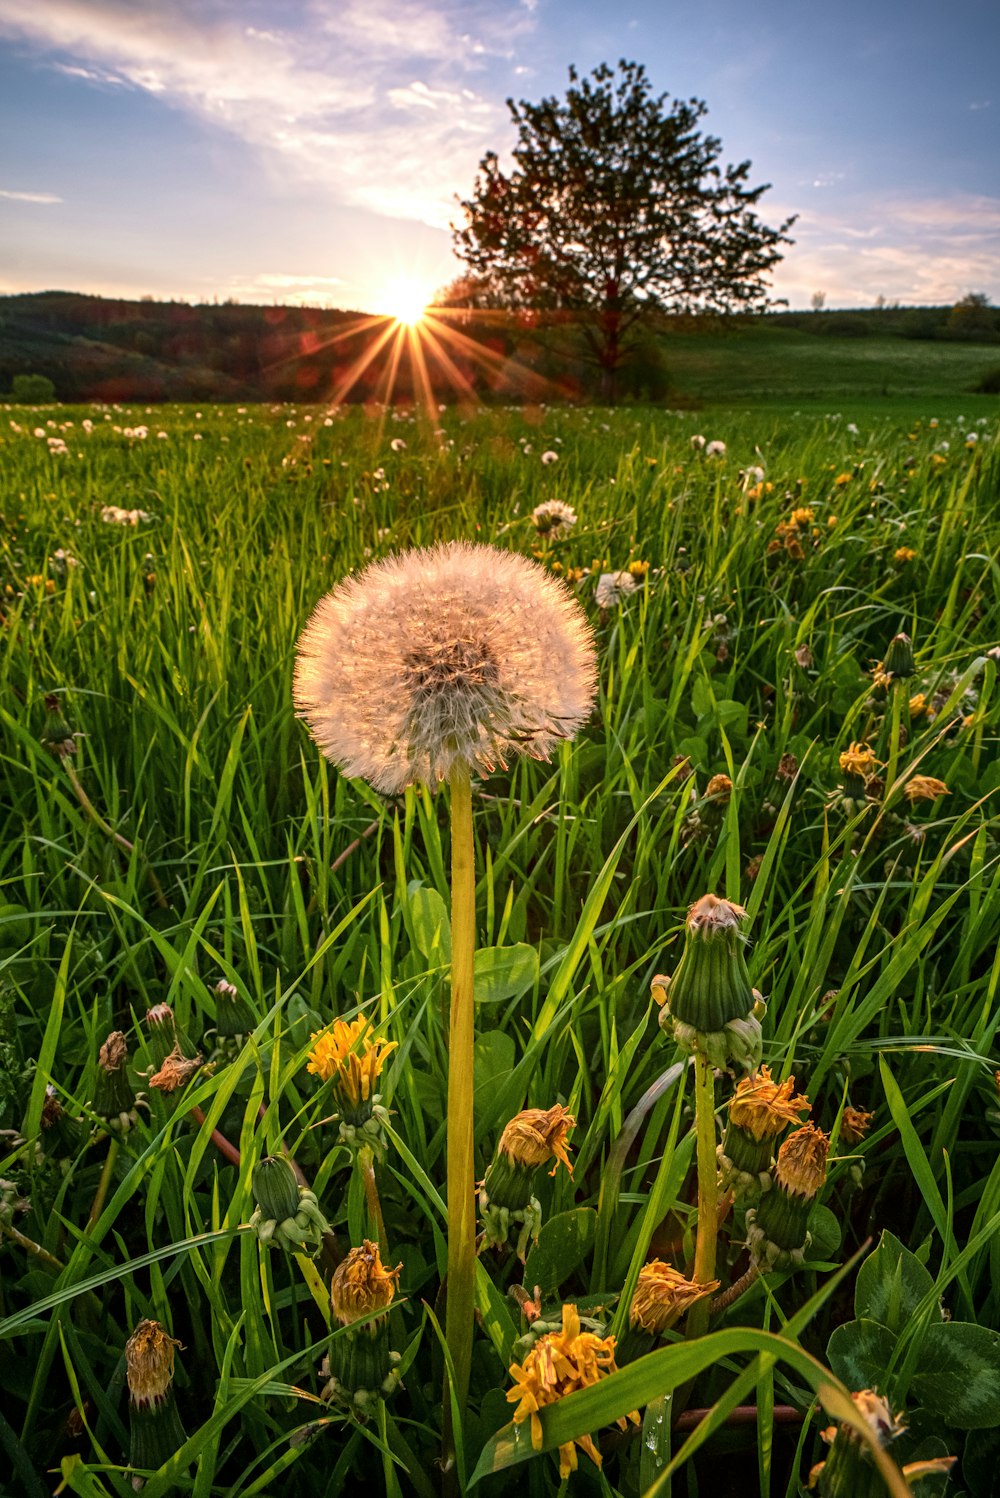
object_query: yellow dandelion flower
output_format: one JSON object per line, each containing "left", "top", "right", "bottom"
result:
{"left": 704, "top": 773, "right": 733, "bottom": 801}
{"left": 909, "top": 692, "right": 930, "bottom": 718}
{"left": 894, "top": 546, "right": 917, "bottom": 564}
{"left": 729, "top": 1066, "right": 811, "bottom": 1141}
{"left": 506, "top": 1303, "right": 637, "bottom": 1479}
{"left": 331, "top": 1239, "right": 402, "bottom": 1326}
{"left": 498, "top": 1104, "right": 575, "bottom": 1176}
{"left": 307, "top": 1016, "right": 397, "bottom": 1109}
{"left": 627, "top": 559, "right": 650, "bottom": 578}
{"left": 904, "top": 776, "right": 949, "bottom": 803}
{"left": 775, "top": 1124, "right": 829, "bottom": 1199}
{"left": 789, "top": 507, "right": 814, "bottom": 527}
{"left": 833, "top": 472, "right": 853, "bottom": 487}
{"left": 839, "top": 742, "right": 877, "bottom": 779}
{"left": 629, "top": 1262, "right": 719, "bottom": 1335}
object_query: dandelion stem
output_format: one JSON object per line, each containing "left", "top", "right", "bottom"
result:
{"left": 64, "top": 760, "right": 169, "bottom": 909}
{"left": 358, "top": 1144, "right": 389, "bottom": 1261}
{"left": 686, "top": 1052, "right": 719, "bottom": 1341}
{"left": 711, "top": 1264, "right": 762, "bottom": 1315}
{"left": 443, "top": 763, "right": 477, "bottom": 1459}
{"left": 885, "top": 681, "right": 904, "bottom": 796}
{"left": 86, "top": 1136, "right": 120, "bottom": 1233}
{"left": 0, "top": 1222, "right": 65, "bottom": 1271}
{"left": 189, "top": 1105, "right": 242, "bottom": 1168}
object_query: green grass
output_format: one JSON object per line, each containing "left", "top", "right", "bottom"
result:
{"left": 0, "top": 399, "right": 998, "bottom": 1497}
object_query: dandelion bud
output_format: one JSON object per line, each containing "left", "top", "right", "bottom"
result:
{"left": 807, "top": 1390, "right": 955, "bottom": 1497}
{"left": 323, "top": 1241, "right": 403, "bottom": 1407}
{"left": 213, "top": 979, "right": 256, "bottom": 1038}
{"left": 747, "top": 1124, "right": 829, "bottom": 1269}
{"left": 479, "top": 1104, "right": 575, "bottom": 1259}
{"left": 126, "top": 1319, "right": 186, "bottom": 1482}
{"left": 93, "top": 1031, "right": 144, "bottom": 1133}
{"left": 882, "top": 633, "right": 915, "bottom": 680}
{"left": 249, "top": 1156, "right": 329, "bottom": 1256}
{"left": 719, "top": 1068, "right": 811, "bottom": 1198}
{"left": 657, "top": 895, "right": 764, "bottom": 1073}
{"left": 40, "top": 694, "right": 76, "bottom": 760}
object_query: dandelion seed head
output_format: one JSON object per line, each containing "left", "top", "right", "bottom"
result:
{"left": 294, "top": 542, "right": 597, "bottom": 795}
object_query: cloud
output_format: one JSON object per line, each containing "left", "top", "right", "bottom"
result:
{"left": 771, "top": 191, "right": 1000, "bottom": 306}
{"left": 0, "top": 187, "right": 62, "bottom": 203}
{"left": 0, "top": 0, "right": 529, "bottom": 226}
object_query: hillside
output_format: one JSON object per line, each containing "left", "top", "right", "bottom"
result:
{"left": 1, "top": 291, "right": 998, "bottom": 407}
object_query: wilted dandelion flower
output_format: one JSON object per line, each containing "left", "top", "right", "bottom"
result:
{"left": 904, "top": 775, "right": 949, "bottom": 804}
{"left": 531, "top": 499, "right": 577, "bottom": 538}
{"left": 629, "top": 1262, "right": 718, "bottom": 1336}
{"left": 307, "top": 1015, "right": 396, "bottom": 1146}
{"left": 294, "top": 542, "right": 596, "bottom": 796}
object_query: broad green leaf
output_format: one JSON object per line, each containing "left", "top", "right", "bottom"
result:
{"left": 855, "top": 1230, "right": 939, "bottom": 1335}
{"left": 474, "top": 1029, "right": 516, "bottom": 1098}
{"left": 962, "top": 1427, "right": 1000, "bottom": 1497}
{"left": 807, "top": 1202, "right": 843, "bottom": 1262}
{"left": 911, "top": 1323, "right": 1000, "bottom": 1429}
{"left": 826, "top": 1318, "right": 898, "bottom": 1391}
{"left": 523, "top": 1209, "right": 598, "bottom": 1295}
{"left": 474, "top": 943, "right": 538, "bottom": 1004}
{"left": 408, "top": 884, "right": 451, "bottom": 962}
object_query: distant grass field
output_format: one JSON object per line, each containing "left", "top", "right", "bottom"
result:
{"left": 1, "top": 400, "right": 999, "bottom": 1497}
{"left": 655, "top": 324, "right": 1000, "bottom": 411}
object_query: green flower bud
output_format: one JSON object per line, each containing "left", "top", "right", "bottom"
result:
{"left": 248, "top": 1157, "right": 329, "bottom": 1257}
{"left": 882, "top": 633, "right": 915, "bottom": 680}
{"left": 662, "top": 896, "right": 754, "bottom": 1031}
{"left": 40, "top": 694, "right": 76, "bottom": 760}
{"left": 213, "top": 980, "right": 256, "bottom": 1038}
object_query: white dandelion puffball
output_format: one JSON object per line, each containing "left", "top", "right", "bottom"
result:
{"left": 594, "top": 571, "right": 638, "bottom": 609}
{"left": 531, "top": 499, "right": 577, "bottom": 538}
{"left": 705, "top": 440, "right": 727, "bottom": 457}
{"left": 540, "top": 449, "right": 559, "bottom": 465}
{"left": 294, "top": 541, "right": 598, "bottom": 795}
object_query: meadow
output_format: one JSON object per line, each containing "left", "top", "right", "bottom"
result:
{"left": 1, "top": 396, "right": 999, "bottom": 1498}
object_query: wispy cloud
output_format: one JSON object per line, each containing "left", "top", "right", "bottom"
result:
{"left": 0, "top": 0, "right": 532, "bottom": 226}
{"left": 772, "top": 191, "right": 1000, "bottom": 306}
{"left": 0, "top": 186, "right": 62, "bottom": 203}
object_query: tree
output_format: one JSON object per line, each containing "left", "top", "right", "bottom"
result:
{"left": 811, "top": 290, "right": 826, "bottom": 313}
{"left": 947, "top": 292, "right": 998, "bottom": 341}
{"left": 452, "top": 60, "right": 795, "bottom": 400}
{"left": 10, "top": 372, "right": 56, "bottom": 403}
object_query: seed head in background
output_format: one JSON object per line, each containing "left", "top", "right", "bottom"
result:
{"left": 293, "top": 541, "right": 597, "bottom": 795}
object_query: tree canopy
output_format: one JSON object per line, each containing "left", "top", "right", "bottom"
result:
{"left": 452, "top": 60, "right": 796, "bottom": 398}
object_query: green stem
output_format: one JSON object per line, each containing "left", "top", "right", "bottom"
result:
{"left": 443, "top": 765, "right": 477, "bottom": 1469}
{"left": 86, "top": 1136, "right": 120, "bottom": 1233}
{"left": 64, "top": 760, "right": 169, "bottom": 909}
{"left": 885, "top": 681, "right": 903, "bottom": 798}
{"left": 358, "top": 1144, "right": 389, "bottom": 1261}
{"left": 686, "top": 1052, "right": 719, "bottom": 1341}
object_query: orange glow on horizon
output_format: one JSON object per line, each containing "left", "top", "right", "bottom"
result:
{"left": 378, "top": 276, "right": 432, "bottom": 327}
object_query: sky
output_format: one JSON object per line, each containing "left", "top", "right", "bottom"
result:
{"left": 0, "top": 0, "right": 998, "bottom": 314}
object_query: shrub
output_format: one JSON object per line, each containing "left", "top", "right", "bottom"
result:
{"left": 10, "top": 372, "right": 56, "bottom": 402}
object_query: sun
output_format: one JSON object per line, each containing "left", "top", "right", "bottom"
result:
{"left": 380, "top": 276, "right": 431, "bottom": 327}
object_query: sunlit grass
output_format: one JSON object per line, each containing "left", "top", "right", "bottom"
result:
{"left": 0, "top": 398, "right": 998, "bottom": 1495}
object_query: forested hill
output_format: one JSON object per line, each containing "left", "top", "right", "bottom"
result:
{"left": 1, "top": 291, "right": 997, "bottom": 406}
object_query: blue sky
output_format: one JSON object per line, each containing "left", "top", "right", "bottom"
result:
{"left": 1, "top": 0, "right": 997, "bottom": 313}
